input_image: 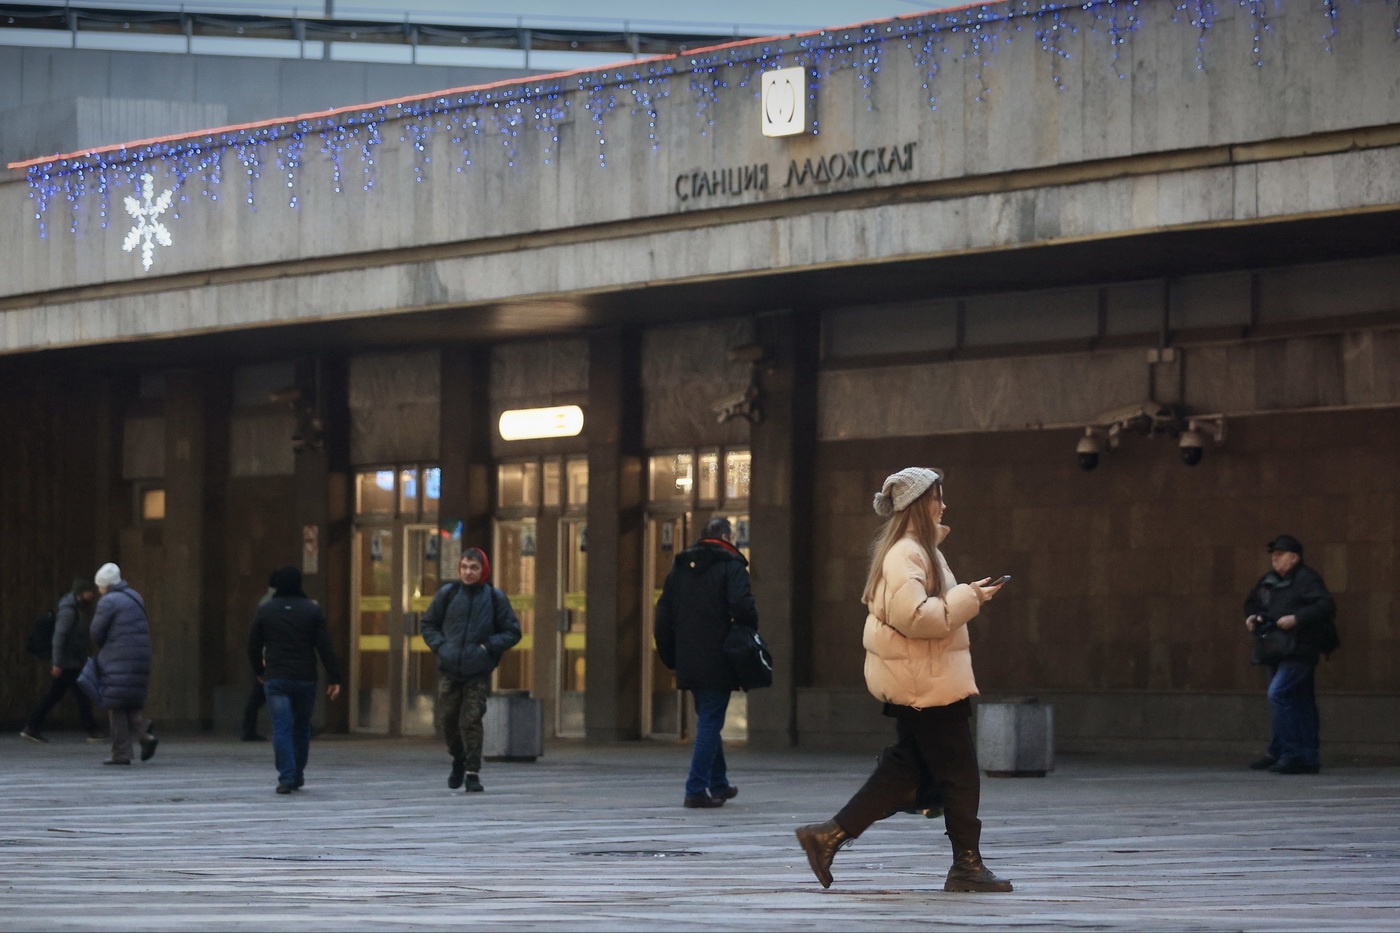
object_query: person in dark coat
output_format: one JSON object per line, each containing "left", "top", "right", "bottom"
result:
{"left": 420, "top": 547, "right": 521, "bottom": 794}
{"left": 248, "top": 566, "right": 343, "bottom": 794}
{"left": 83, "top": 563, "right": 157, "bottom": 766}
{"left": 1244, "top": 534, "right": 1336, "bottom": 774}
{"left": 654, "top": 517, "right": 758, "bottom": 809}
{"left": 20, "top": 578, "right": 103, "bottom": 743}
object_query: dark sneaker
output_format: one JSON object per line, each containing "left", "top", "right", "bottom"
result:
{"left": 86, "top": 733, "right": 109, "bottom": 743}
{"left": 448, "top": 761, "right": 466, "bottom": 790}
{"left": 1269, "top": 759, "right": 1320, "bottom": 775}
{"left": 1248, "top": 755, "right": 1278, "bottom": 771}
{"left": 241, "top": 733, "right": 267, "bottom": 742}
{"left": 102, "top": 758, "right": 132, "bottom": 766}
{"left": 19, "top": 728, "right": 48, "bottom": 744}
{"left": 683, "top": 794, "right": 724, "bottom": 809}
{"left": 710, "top": 785, "right": 739, "bottom": 800}
{"left": 276, "top": 784, "right": 294, "bottom": 795}
{"left": 463, "top": 773, "right": 485, "bottom": 793}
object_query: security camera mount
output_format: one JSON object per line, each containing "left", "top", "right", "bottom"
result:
{"left": 1075, "top": 402, "right": 1225, "bottom": 469}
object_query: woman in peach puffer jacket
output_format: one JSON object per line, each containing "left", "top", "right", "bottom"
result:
{"left": 795, "top": 467, "right": 1013, "bottom": 893}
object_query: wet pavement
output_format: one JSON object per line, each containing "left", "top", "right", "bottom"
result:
{"left": 2, "top": 731, "right": 1398, "bottom": 931}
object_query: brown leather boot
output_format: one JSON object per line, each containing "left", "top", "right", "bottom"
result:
{"left": 794, "top": 820, "right": 851, "bottom": 889}
{"left": 944, "top": 850, "right": 1013, "bottom": 892}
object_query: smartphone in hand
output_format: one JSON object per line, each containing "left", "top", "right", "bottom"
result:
{"left": 991, "top": 574, "right": 1011, "bottom": 585}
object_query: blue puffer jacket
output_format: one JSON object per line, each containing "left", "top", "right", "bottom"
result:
{"left": 88, "top": 582, "right": 152, "bottom": 709}
{"left": 419, "top": 582, "right": 521, "bottom": 682}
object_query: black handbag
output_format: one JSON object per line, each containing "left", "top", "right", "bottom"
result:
{"left": 1251, "top": 625, "right": 1296, "bottom": 665}
{"left": 722, "top": 624, "right": 774, "bottom": 691}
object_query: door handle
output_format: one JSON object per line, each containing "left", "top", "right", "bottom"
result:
{"left": 405, "top": 613, "right": 418, "bottom": 634}
{"left": 557, "top": 608, "right": 572, "bottom": 633}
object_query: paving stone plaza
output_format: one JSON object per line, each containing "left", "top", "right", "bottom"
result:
{"left": 2, "top": 733, "right": 1397, "bottom": 931}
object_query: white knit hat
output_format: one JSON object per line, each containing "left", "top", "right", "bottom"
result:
{"left": 94, "top": 562, "right": 122, "bottom": 588}
{"left": 873, "top": 467, "right": 941, "bottom": 517}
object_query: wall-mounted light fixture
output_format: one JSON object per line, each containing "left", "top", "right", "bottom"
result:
{"left": 498, "top": 405, "right": 585, "bottom": 441}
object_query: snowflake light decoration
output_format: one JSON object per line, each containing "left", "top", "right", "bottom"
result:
{"left": 122, "top": 173, "right": 174, "bottom": 272}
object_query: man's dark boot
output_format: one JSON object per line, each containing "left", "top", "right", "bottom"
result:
{"left": 944, "top": 850, "right": 1013, "bottom": 892}
{"left": 448, "top": 760, "right": 466, "bottom": 790}
{"left": 794, "top": 820, "right": 851, "bottom": 889}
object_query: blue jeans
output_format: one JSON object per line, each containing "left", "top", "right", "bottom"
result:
{"left": 264, "top": 679, "right": 318, "bottom": 787}
{"left": 687, "top": 689, "right": 732, "bottom": 798}
{"left": 1266, "top": 661, "right": 1320, "bottom": 768}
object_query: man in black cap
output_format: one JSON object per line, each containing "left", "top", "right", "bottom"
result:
{"left": 1243, "top": 535, "right": 1335, "bottom": 774}
{"left": 248, "top": 566, "right": 343, "bottom": 794}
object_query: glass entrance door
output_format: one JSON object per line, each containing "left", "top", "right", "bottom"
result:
{"left": 556, "top": 519, "right": 587, "bottom": 736}
{"left": 492, "top": 519, "right": 536, "bottom": 692}
{"left": 642, "top": 510, "right": 753, "bottom": 742}
{"left": 351, "top": 522, "right": 440, "bottom": 734}
{"left": 643, "top": 513, "right": 691, "bottom": 739}
{"left": 402, "top": 524, "right": 441, "bottom": 735}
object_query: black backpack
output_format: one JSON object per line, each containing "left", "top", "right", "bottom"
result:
{"left": 25, "top": 610, "right": 56, "bottom": 661}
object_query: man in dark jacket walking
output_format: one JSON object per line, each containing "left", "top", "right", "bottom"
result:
{"left": 21, "top": 578, "right": 103, "bottom": 743}
{"left": 83, "top": 563, "right": 156, "bottom": 766}
{"left": 248, "top": 566, "right": 343, "bottom": 794}
{"left": 420, "top": 547, "right": 521, "bottom": 793}
{"left": 654, "top": 517, "right": 758, "bottom": 809}
{"left": 1244, "top": 534, "right": 1336, "bottom": 774}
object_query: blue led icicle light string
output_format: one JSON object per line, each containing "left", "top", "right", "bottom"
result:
{"left": 15, "top": 0, "right": 1394, "bottom": 240}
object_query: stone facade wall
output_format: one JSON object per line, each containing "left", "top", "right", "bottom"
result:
{"left": 4, "top": 0, "right": 1398, "bottom": 347}
{"left": 807, "top": 406, "right": 1400, "bottom": 751}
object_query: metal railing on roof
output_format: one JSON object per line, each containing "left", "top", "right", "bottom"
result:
{"left": 0, "top": 0, "right": 815, "bottom": 59}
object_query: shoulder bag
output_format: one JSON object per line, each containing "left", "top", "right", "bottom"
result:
{"left": 723, "top": 624, "right": 774, "bottom": 691}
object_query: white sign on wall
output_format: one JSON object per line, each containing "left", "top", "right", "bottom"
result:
{"left": 761, "top": 67, "right": 806, "bottom": 137}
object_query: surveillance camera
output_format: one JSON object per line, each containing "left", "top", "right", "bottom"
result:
{"left": 711, "top": 386, "right": 760, "bottom": 424}
{"left": 1075, "top": 434, "right": 1102, "bottom": 472}
{"left": 1179, "top": 430, "right": 1205, "bottom": 466}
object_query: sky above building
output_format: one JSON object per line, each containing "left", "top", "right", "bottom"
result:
{"left": 1, "top": 1, "right": 959, "bottom": 70}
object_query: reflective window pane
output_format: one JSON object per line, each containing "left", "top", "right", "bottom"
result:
{"left": 498, "top": 462, "right": 539, "bottom": 508}
{"left": 566, "top": 457, "right": 588, "bottom": 507}
{"left": 725, "top": 450, "right": 751, "bottom": 501}
{"left": 356, "top": 470, "right": 396, "bottom": 516}
{"left": 649, "top": 453, "right": 693, "bottom": 503}
{"left": 399, "top": 468, "right": 419, "bottom": 517}
{"left": 543, "top": 460, "right": 562, "bottom": 508}
{"left": 422, "top": 467, "right": 441, "bottom": 519}
{"left": 698, "top": 451, "right": 720, "bottom": 501}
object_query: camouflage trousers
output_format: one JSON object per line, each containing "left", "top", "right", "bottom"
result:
{"left": 437, "top": 676, "right": 490, "bottom": 772}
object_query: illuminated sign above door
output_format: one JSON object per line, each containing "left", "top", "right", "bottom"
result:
{"left": 498, "top": 405, "right": 585, "bottom": 440}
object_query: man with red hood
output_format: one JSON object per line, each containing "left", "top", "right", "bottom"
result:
{"left": 654, "top": 517, "right": 758, "bottom": 809}
{"left": 420, "top": 547, "right": 521, "bottom": 793}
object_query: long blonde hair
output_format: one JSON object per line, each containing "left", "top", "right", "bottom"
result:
{"left": 861, "top": 476, "right": 944, "bottom": 605}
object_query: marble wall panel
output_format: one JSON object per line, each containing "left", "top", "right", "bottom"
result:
{"left": 347, "top": 349, "right": 440, "bottom": 465}
{"left": 228, "top": 409, "right": 296, "bottom": 478}
{"left": 122, "top": 415, "right": 165, "bottom": 480}
{"left": 640, "top": 319, "right": 756, "bottom": 450}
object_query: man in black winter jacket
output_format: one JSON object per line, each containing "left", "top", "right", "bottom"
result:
{"left": 248, "top": 566, "right": 343, "bottom": 794}
{"left": 20, "top": 578, "right": 102, "bottom": 743}
{"left": 654, "top": 517, "right": 758, "bottom": 809}
{"left": 420, "top": 547, "right": 521, "bottom": 793}
{"left": 1243, "top": 534, "right": 1336, "bottom": 775}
